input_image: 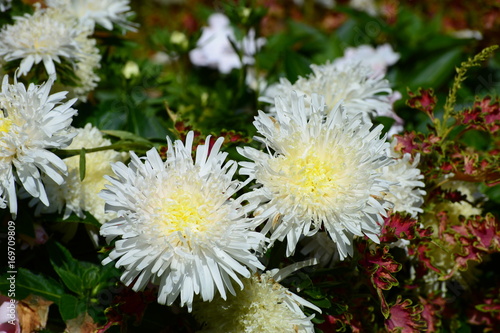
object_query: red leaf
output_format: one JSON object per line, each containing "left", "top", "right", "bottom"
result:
{"left": 407, "top": 88, "right": 437, "bottom": 117}
{"left": 385, "top": 296, "right": 426, "bottom": 332}
{"left": 419, "top": 294, "right": 446, "bottom": 332}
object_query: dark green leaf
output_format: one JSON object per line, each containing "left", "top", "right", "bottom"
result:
{"left": 79, "top": 148, "right": 86, "bottom": 182}
{"left": 0, "top": 268, "right": 65, "bottom": 304}
{"left": 59, "top": 294, "right": 87, "bottom": 321}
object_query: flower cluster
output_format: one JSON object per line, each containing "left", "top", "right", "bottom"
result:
{"left": 1, "top": 1, "right": 499, "bottom": 332}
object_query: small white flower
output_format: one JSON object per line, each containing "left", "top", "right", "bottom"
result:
{"left": 100, "top": 132, "right": 265, "bottom": 311}
{"left": 239, "top": 92, "right": 394, "bottom": 259}
{"left": 45, "top": 0, "right": 137, "bottom": 32}
{"left": 31, "top": 124, "right": 127, "bottom": 223}
{"left": 0, "top": 6, "right": 82, "bottom": 77}
{"left": 261, "top": 61, "right": 393, "bottom": 125}
{"left": 194, "top": 268, "right": 320, "bottom": 333}
{"left": 380, "top": 139, "right": 426, "bottom": 218}
{"left": 189, "top": 13, "right": 265, "bottom": 74}
{"left": 332, "top": 43, "right": 400, "bottom": 77}
{"left": 0, "top": 74, "right": 77, "bottom": 217}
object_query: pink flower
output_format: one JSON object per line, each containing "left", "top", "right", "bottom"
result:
{"left": 0, "top": 296, "right": 20, "bottom": 333}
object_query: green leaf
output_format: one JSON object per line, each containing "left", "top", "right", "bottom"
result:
{"left": 283, "top": 51, "right": 311, "bottom": 83}
{"left": 101, "top": 129, "right": 152, "bottom": 144}
{"left": 405, "top": 47, "right": 463, "bottom": 89}
{"left": 0, "top": 268, "right": 65, "bottom": 304}
{"left": 59, "top": 294, "right": 87, "bottom": 321}
{"left": 79, "top": 148, "right": 86, "bottom": 181}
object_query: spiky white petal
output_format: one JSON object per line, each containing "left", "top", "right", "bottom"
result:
{"left": 0, "top": 74, "right": 77, "bottom": 216}
{"left": 194, "top": 269, "right": 320, "bottom": 333}
{"left": 239, "top": 92, "right": 394, "bottom": 259}
{"left": 30, "top": 124, "right": 127, "bottom": 223}
{"left": 45, "top": 0, "right": 136, "bottom": 32}
{"left": 0, "top": 6, "right": 82, "bottom": 77}
{"left": 261, "top": 61, "right": 393, "bottom": 125}
{"left": 100, "top": 132, "right": 265, "bottom": 311}
{"left": 379, "top": 139, "right": 426, "bottom": 217}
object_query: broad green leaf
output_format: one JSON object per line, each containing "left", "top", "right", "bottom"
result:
{"left": 404, "top": 47, "right": 463, "bottom": 89}
{"left": 283, "top": 51, "right": 311, "bottom": 83}
{"left": 59, "top": 294, "right": 87, "bottom": 321}
{"left": 0, "top": 268, "right": 65, "bottom": 304}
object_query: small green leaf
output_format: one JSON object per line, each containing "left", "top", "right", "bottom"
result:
{"left": 0, "top": 268, "right": 65, "bottom": 304}
{"left": 79, "top": 148, "right": 86, "bottom": 181}
{"left": 101, "top": 129, "right": 152, "bottom": 144}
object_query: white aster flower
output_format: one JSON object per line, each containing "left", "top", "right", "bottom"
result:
{"left": 31, "top": 124, "right": 127, "bottom": 223}
{"left": 379, "top": 139, "right": 426, "bottom": 218}
{"left": 238, "top": 92, "right": 394, "bottom": 259}
{"left": 332, "top": 43, "right": 400, "bottom": 77}
{"left": 45, "top": 0, "right": 137, "bottom": 32}
{"left": 349, "top": 0, "right": 379, "bottom": 16}
{"left": 194, "top": 266, "right": 320, "bottom": 333}
{"left": 0, "top": 74, "right": 77, "bottom": 216}
{"left": 0, "top": 0, "right": 11, "bottom": 12}
{"left": 260, "top": 61, "right": 393, "bottom": 125}
{"left": 189, "top": 13, "right": 265, "bottom": 74}
{"left": 69, "top": 34, "right": 101, "bottom": 101}
{"left": 0, "top": 6, "right": 82, "bottom": 77}
{"left": 100, "top": 131, "right": 265, "bottom": 311}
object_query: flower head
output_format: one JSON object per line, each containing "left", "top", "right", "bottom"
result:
{"left": 332, "top": 43, "right": 400, "bottom": 77}
{"left": 100, "top": 132, "right": 265, "bottom": 311}
{"left": 0, "top": 6, "right": 82, "bottom": 77}
{"left": 380, "top": 139, "right": 426, "bottom": 218}
{"left": 239, "top": 92, "right": 394, "bottom": 259}
{"left": 194, "top": 269, "right": 320, "bottom": 333}
{"left": 45, "top": 0, "right": 137, "bottom": 32}
{"left": 31, "top": 124, "right": 127, "bottom": 223}
{"left": 189, "top": 13, "right": 265, "bottom": 74}
{"left": 261, "top": 61, "right": 393, "bottom": 125}
{"left": 0, "top": 74, "right": 77, "bottom": 216}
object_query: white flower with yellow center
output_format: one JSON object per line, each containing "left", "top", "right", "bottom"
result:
{"left": 0, "top": 74, "right": 77, "bottom": 216}
{"left": 46, "top": 0, "right": 137, "bottom": 32}
{"left": 0, "top": 6, "right": 82, "bottom": 77}
{"left": 239, "top": 93, "right": 393, "bottom": 259}
{"left": 31, "top": 124, "right": 127, "bottom": 223}
{"left": 194, "top": 266, "right": 320, "bottom": 333}
{"left": 261, "top": 61, "right": 393, "bottom": 125}
{"left": 100, "top": 132, "right": 265, "bottom": 311}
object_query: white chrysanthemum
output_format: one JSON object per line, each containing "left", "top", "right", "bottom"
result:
{"left": 194, "top": 269, "right": 320, "bottom": 333}
{"left": 0, "top": 0, "right": 11, "bottom": 12}
{"left": 45, "top": 0, "right": 136, "bottom": 32}
{"left": 260, "top": 62, "right": 393, "bottom": 124}
{"left": 379, "top": 139, "right": 426, "bottom": 218}
{"left": 332, "top": 43, "right": 400, "bottom": 77}
{"left": 100, "top": 132, "right": 265, "bottom": 311}
{"left": 189, "top": 13, "right": 265, "bottom": 74}
{"left": 31, "top": 124, "right": 127, "bottom": 223}
{"left": 0, "top": 74, "right": 77, "bottom": 216}
{"left": 0, "top": 6, "right": 82, "bottom": 77}
{"left": 69, "top": 35, "right": 101, "bottom": 101}
{"left": 349, "top": 0, "right": 379, "bottom": 16}
{"left": 238, "top": 93, "right": 394, "bottom": 259}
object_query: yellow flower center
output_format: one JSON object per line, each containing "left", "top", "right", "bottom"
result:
{"left": 159, "top": 189, "right": 208, "bottom": 234}
{"left": 0, "top": 116, "right": 12, "bottom": 135}
{"left": 271, "top": 145, "right": 354, "bottom": 200}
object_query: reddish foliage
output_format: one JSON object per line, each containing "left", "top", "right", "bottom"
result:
{"left": 460, "top": 96, "right": 500, "bottom": 133}
{"left": 380, "top": 212, "right": 427, "bottom": 243}
{"left": 419, "top": 294, "right": 446, "bottom": 332}
{"left": 385, "top": 296, "right": 426, "bottom": 332}
{"left": 467, "top": 287, "right": 500, "bottom": 331}
{"left": 407, "top": 88, "right": 437, "bottom": 118}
